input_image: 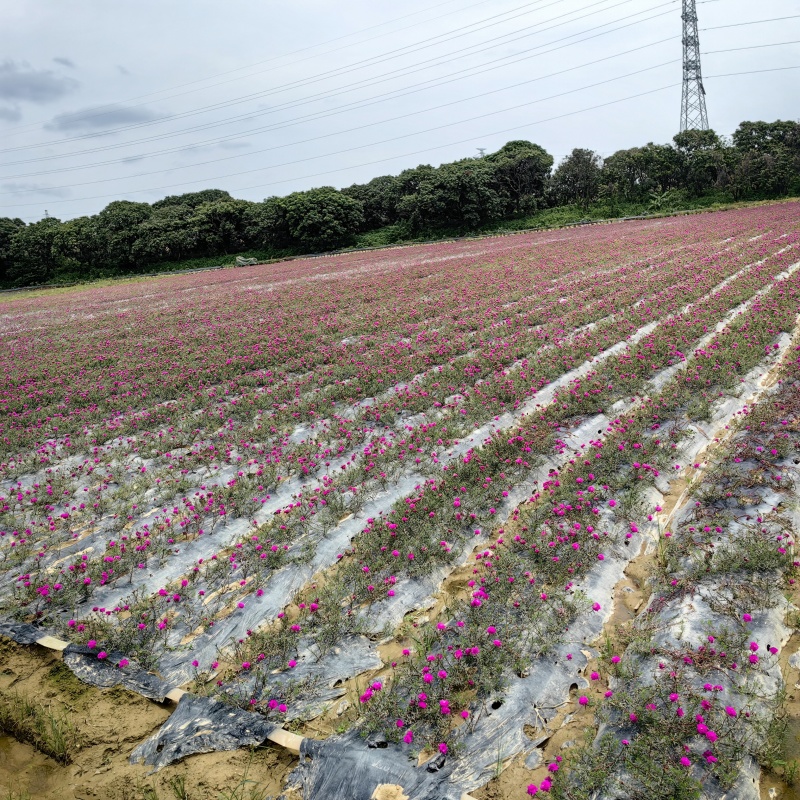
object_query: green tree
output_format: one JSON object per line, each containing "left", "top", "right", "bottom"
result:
{"left": 672, "top": 129, "right": 727, "bottom": 196}
{"left": 397, "top": 159, "right": 505, "bottom": 233}
{"left": 7, "top": 216, "right": 63, "bottom": 285}
{"left": 0, "top": 217, "right": 26, "bottom": 283}
{"left": 732, "top": 120, "right": 800, "bottom": 155}
{"left": 282, "top": 187, "right": 364, "bottom": 251}
{"left": 244, "top": 197, "right": 293, "bottom": 251}
{"left": 729, "top": 120, "right": 800, "bottom": 199}
{"left": 601, "top": 143, "right": 681, "bottom": 202}
{"left": 95, "top": 200, "right": 153, "bottom": 271}
{"left": 52, "top": 216, "right": 103, "bottom": 279}
{"left": 191, "top": 199, "right": 253, "bottom": 254}
{"left": 550, "top": 148, "right": 603, "bottom": 208}
{"left": 152, "top": 189, "right": 232, "bottom": 210}
{"left": 131, "top": 205, "right": 198, "bottom": 265}
{"left": 342, "top": 175, "right": 401, "bottom": 230}
{"left": 486, "top": 140, "right": 553, "bottom": 213}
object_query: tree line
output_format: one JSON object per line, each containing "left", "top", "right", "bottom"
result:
{"left": 1, "top": 120, "right": 798, "bottom": 287}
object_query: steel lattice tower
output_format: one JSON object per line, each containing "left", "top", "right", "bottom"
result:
{"left": 680, "top": 0, "right": 709, "bottom": 131}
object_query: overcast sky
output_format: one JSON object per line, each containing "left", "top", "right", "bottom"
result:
{"left": 1, "top": 0, "right": 797, "bottom": 222}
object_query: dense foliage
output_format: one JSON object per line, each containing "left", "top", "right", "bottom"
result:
{"left": 2, "top": 119, "right": 799, "bottom": 287}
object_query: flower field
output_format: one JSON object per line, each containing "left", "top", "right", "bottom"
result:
{"left": 1, "top": 202, "right": 799, "bottom": 799}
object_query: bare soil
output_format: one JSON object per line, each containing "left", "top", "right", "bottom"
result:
{"left": 0, "top": 638, "right": 296, "bottom": 800}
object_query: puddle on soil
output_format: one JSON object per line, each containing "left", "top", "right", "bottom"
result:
{"left": 0, "top": 733, "right": 57, "bottom": 796}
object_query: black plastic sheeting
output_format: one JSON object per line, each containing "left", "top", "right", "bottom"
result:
{"left": 0, "top": 620, "right": 43, "bottom": 645}
{"left": 285, "top": 731, "right": 463, "bottom": 800}
{"left": 0, "top": 621, "right": 174, "bottom": 702}
{"left": 62, "top": 644, "right": 173, "bottom": 702}
{"left": 130, "top": 693, "right": 276, "bottom": 771}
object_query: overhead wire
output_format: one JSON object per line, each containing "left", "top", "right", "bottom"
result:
{"left": 0, "top": 0, "right": 648, "bottom": 153}
{"left": 6, "top": 7, "right": 794, "bottom": 172}
{"left": 0, "top": 0, "right": 679, "bottom": 165}
{"left": 0, "top": 0, "right": 503, "bottom": 135}
{"left": 2, "top": 31, "right": 796, "bottom": 187}
{"left": 4, "top": 62, "right": 797, "bottom": 211}
{"left": 3, "top": 29, "right": 684, "bottom": 180}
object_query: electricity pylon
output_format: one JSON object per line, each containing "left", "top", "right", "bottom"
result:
{"left": 680, "top": 0, "right": 709, "bottom": 131}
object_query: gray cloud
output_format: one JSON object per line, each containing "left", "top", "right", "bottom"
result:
{"left": 45, "top": 103, "right": 166, "bottom": 133}
{"left": 0, "top": 60, "right": 79, "bottom": 104}
{"left": 0, "top": 106, "right": 22, "bottom": 122}
{"left": 2, "top": 181, "right": 71, "bottom": 198}
{"left": 116, "top": 65, "right": 130, "bottom": 76}
{"left": 53, "top": 57, "right": 75, "bottom": 68}
{"left": 219, "top": 140, "right": 251, "bottom": 151}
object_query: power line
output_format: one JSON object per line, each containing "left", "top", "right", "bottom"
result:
{"left": 0, "top": 0, "right": 647, "bottom": 155}
{"left": 0, "top": 0, "right": 678, "bottom": 165}
{"left": 0, "top": 0, "right": 502, "bottom": 136}
{"left": 0, "top": 60, "right": 681, "bottom": 196}
{"left": 2, "top": 36, "right": 795, "bottom": 187}
{"left": 3, "top": 35, "right": 684, "bottom": 181}
{"left": 5, "top": 64, "right": 797, "bottom": 214}
{"left": 6, "top": 7, "right": 793, "bottom": 174}
{"left": 703, "top": 13, "right": 800, "bottom": 31}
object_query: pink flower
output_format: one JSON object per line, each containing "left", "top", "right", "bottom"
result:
{"left": 403, "top": 729, "right": 414, "bottom": 744}
{"left": 578, "top": 696, "right": 588, "bottom": 706}
{"left": 117, "top": 658, "right": 129, "bottom": 668}
{"left": 438, "top": 742, "right": 448, "bottom": 754}
{"left": 527, "top": 786, "right": 538, "bottom": 796}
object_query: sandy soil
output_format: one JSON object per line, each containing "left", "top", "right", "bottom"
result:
{"left": 0, "top": 638, "right": 296, "bottom": 800}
